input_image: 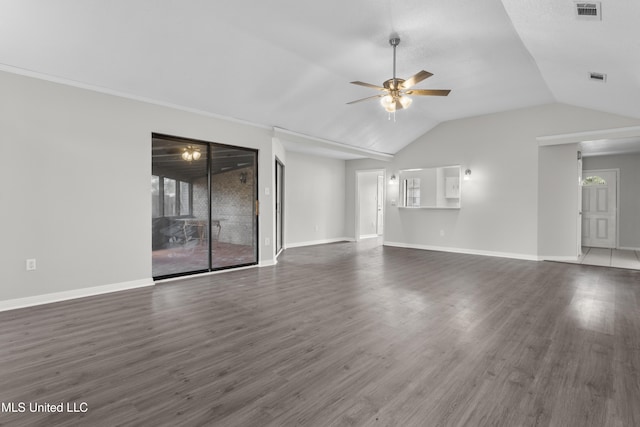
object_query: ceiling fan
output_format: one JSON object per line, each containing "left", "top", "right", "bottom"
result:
{"left": 347, "top": 35, "right": 451, "bottom": 113}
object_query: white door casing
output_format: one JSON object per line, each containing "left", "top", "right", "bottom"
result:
{"left": 356, "top": 169, "right": 385, "bottom": 240}
{"left": 577, "top": 155, "right": 582, "bottom": 257}
{"left": 582, "top": 169, "right": 617, "bottom": 248}
{"left": 376, "top": 175, "right": 384, "bottom": 235}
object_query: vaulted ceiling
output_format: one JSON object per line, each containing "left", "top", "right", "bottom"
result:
{"left": 1, "top": 0, "right": 638, "bottom": 155}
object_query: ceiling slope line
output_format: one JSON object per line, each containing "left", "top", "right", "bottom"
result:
{"left": 499, "top": 1, "right": 557, "bottom": 104}
{"left": 273, "top": 126, "right": 394, "bottom": 161}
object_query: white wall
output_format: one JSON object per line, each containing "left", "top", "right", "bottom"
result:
{"left": 284, "top": 151, "right": 346, "bottom": 246}
{"left": 538, "top": 143, "right": 580, "bottom": 258}
{"left": 346, "top": 103, "right": 640, "bottom": 259}
{"left": 0, "top": 70, "right": 277, "bottom": 303}
{"left": 583, "top": 153, "right": 640, "bottom": 249}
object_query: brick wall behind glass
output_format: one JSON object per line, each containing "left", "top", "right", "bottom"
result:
{"left": 192, "top": 167, "right": 254, "bottom": 246}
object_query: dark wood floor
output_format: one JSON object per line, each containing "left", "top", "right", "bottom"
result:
{"left": 1, "top": 242, "right": 639, "bottom": 426}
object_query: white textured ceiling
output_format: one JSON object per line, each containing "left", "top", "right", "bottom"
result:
{"left": 0, "top": 1, "right": 637, "bottom": 155}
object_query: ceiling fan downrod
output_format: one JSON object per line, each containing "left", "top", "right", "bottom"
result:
{"left": 390, "top": 36, "right": 400, "bottom": 87}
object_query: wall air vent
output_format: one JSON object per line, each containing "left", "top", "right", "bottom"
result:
{"left": 589, "top": 72, "right": 607, "bottom": 82}
{"left": 575, "top": 2, "right": 601, "bottom": 20}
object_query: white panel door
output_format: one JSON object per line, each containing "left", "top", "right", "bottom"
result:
{"left": 582, "top": 170, "right": 617, "bottom": 248}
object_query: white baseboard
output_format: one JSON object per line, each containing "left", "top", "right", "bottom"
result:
{"left": 541, "top": 255, "right": 580, "bottom": 262}
{"left": 358, "top": 234, "right": 380, "bottom": 240}
{"left": 285, "top": 237, "right": 353, "bottom": 249}
{"left": 383, "top": 241, "right": 540, "bottom": 261}
{"left": 259, "top": 259, "right": 277, "bottom": 267}
{"left": 619, "top": 246, "right": 640, "bottom": 251}
{"left": 0, "top": 278, "right": 154, "bottom": 312}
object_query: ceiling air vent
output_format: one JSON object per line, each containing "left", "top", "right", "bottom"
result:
{"left": 575, "top": 2, "right": 601, "bottom": 20}
{"left": 589, "top": 72, "right": 607, "bottom": 82}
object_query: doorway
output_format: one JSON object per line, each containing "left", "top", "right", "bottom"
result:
{"left": 581, "top": 169, "right": 618, "bottom": 249}
{"left": 356, "top": 169, "right": 385, "bottom": 241}
{"left": 151, "top": 134, "right": 258, "bottom": 279}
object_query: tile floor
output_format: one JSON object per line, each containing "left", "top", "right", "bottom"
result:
{"left": 567, "top": 247, "right": 640, "bottom": 270}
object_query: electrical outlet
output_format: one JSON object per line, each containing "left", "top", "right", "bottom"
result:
{"left": 265, "top": 237, "right": 270, "bottom": 246}
{"left": 314, "top": 225, "right": 319, "bottom": 232}
{"left": 26, "top": 259, "right": 37, "bottom": 271}
{"left": 265, "top": 187, "right": 270, "bottom": 196}
{"left": 440, "top": 230, "right": 445, "bottom": 237}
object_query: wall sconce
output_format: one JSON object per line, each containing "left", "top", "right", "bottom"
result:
{"left": 181, "top": 146, "right": 201, "bottom": 162}
{"left": 464, "top": 169, "right": 472, "bottom": 181}
{"left": 390, "top": 174, "right": 397, "bottom": 183}
{"left": 239, "top": 172, "right": 248, "bottom": 184}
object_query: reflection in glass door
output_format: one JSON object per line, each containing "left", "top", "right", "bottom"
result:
{"left": 209, "top": 145, "right": 258, "bottom": 270}
{"left": 152, "top": 134, "right": 258, "bottom": 279}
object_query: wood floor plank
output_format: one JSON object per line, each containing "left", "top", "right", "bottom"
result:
{"left": 1, "top": 242, "right": 639, "bottom": 426}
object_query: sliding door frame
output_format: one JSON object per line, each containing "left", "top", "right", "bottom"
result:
{"left": 275, "top": 157, "right": 284, "bottom": 256}
{"left": 152, "top": 133, "right": 259, "bottom": 280}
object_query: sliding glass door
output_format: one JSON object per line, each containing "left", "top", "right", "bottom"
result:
{"left": 152, "top": 134, "right": 257, "bottom": 279}
{"left": 209, "top": 144, "right": 258, "bottom": 270}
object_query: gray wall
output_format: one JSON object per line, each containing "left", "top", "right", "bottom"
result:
{"left": 538, "top": 143, "right": 580, "bottom": 258}
{"left": 346, "top": 104, "right": 640, "bottom": 259}
{"left": 284, "top": 151, "right": 346, "bottom": 246}
{"left": 0, "top": 70, "right": 276, "bottom": 302}
{"left": 4, "top": 67, "right": 640, "bottom": 303}
{"left": 583, "top": 153, "right": 640, "bottom": 249}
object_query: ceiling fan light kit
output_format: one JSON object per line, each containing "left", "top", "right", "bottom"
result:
{"left": 348, "top": 36, "right": 451, "bottom": 115}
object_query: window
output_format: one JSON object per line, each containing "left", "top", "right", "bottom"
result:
{"left": 164, "top": 177, "right": 177, "bottom": 216}
{"left": 151, "top": 175, "right": 160, "bottom": 217}
{"left": 179, "top": 181, "right": 190, "bottom": 215}
{"left": 151, "top": 175, "right": 193, "bottom": 218}
{"left": 582, "top": 175, "right": 606, "bottom": 186}
{"left": 404, "top": 178, "right": 421, "bottom": 207}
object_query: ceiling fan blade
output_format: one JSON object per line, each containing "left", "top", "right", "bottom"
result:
{"left": 398, "top": 70, "right": 433, "bottom": 89}
{"left": 350, "top": 81, "right": 386, "bottom": 90}
{"left": 405, "top": 89, "right": 451, "bottom": 96}
{"left": 346, "top": 94, "right": 385, "bottom": 104}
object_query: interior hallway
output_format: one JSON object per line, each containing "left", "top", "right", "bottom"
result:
{"left": 565, "top": 247, "right": 640, "bottom": 270}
